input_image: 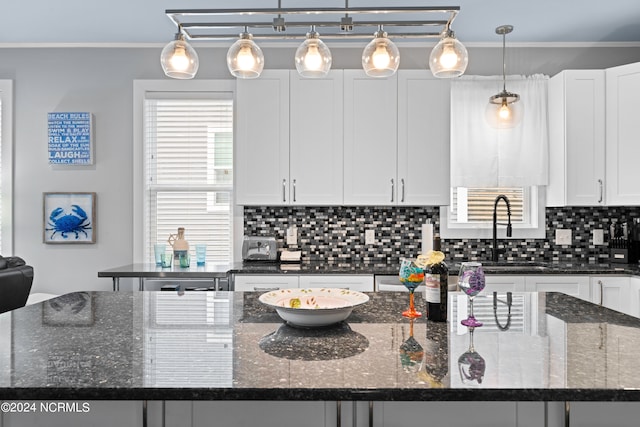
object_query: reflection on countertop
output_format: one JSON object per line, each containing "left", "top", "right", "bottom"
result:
{"left": 2, "top": 290, "right": 640, "bottom": 402}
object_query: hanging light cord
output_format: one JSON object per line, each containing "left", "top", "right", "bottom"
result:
{"left": 501, "top": 30, "right": 507, "bottom": 92}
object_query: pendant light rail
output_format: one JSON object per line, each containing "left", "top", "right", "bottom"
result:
{"left": 166, "top": 6, "right": 460, "bottom": 41}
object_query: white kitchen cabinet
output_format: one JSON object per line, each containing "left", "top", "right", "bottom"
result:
{"left": 482, "top": 275, "right": 525, "bottom": 294}
{"left": 233, "top": 274, "right": 299, "bottom": 291}
{"left": 298, "top": 274, "right": 374, "bottom": 291}
{"left": 237, "top": 69, "right": 450, "bottom": 207}
{"left": 569, "top": 402, "right": 640, "bottom": 427}
{"left": 235, "top": 70, "right": 290, "bottom": 205}
{"left": 590, "top": 276, "right": 631, "bottom": 315}
{"left": 192, "top": 401, "right": 333, "bottom": 427}
{"left": 3, "top": 401, "right": 143, "bottom": 427}
{"left": 397, "top": 70, "right": 450, "bottom": 206}
{"left": 234, "top": 274, "right": 374, "bottom": 292}
{"left": 376, "top": 402, "right": 541, "bottom": 427}
{"left": 343, "top": 70, "right": 398, "bottom": 205}
{"left": 525, "top": 275, "right": 591, "bottom": 302}
{"left": 606, "top": 61, "right": 640, "bottom": 205}
{"left": 289, "top": 71, "right": 344, "bottom": 205}
{"left": 547, "top": 70, "right": 605, "bottom": 206}
{"left": 236, "top": 70, "right": 343, "bottom": 206}
{"left": 628, "top": 276, "right": 640, "bottom": 318}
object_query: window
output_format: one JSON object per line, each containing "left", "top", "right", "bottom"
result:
{"left": 134, "top": 81, "right": 235, "bottom": 264}
{"left": 0, "top": 81, "right": 13, "bottom": 254}
{"left": 451, "top": 187, "right": 526, "bottom": 224}
{"left": 440, "top": 186, "right": 545, "bottom": 239}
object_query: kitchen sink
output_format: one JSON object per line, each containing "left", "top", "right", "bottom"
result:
{"left": 479, "top": 263, "right": 549, "bottom": 272}
{"left": 483, "top": 265, "right": 548, "bottom": 271}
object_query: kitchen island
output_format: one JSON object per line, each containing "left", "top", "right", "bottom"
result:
{"left": 2, "top": 290, "right": 640, "bottom": 426}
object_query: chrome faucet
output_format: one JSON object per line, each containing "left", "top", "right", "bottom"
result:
{"left": 491, "top": 195, "right": 513, "bottom": 262}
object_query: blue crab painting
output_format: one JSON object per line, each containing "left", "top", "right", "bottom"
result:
{"left": 46, "top": 204, "right": 92, "bottom": 240}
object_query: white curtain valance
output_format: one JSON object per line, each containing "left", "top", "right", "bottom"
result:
{"left": 450, "top": 74, "right": 549, "bottom": 188}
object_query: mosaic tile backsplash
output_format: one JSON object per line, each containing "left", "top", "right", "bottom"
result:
{"left": 243, "top": 206, "right": 640, "bottom": 264}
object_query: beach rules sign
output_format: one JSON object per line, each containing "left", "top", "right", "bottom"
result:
{"left": 48, "top": 112, "right": 94, "bottom": 165}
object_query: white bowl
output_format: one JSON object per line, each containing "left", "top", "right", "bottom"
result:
{"left": 258, "top": 288, "right": 370, "bottom": 328}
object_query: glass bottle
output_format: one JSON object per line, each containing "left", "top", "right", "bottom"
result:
{"left": 168, "top": 227, "right": 189, "bottom": 262}
{"left": 423, "top": 236, "right": 449, "bottom": 322}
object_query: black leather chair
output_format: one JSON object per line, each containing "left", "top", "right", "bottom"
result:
{"left": 0, "top": 257, "right": 34, "bottom": 314}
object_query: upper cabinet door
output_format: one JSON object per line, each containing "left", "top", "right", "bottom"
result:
{"left": 289, "top": 71, "right": 344, "bottom": 205}
{"left": 547, "top": 70, "right": 605, "bottom": 206}
{"left": 606, "top": 62, "right": 640, "bottom": 206}
{"left": 397, "top": 71, "right": 450, "bottom": 206}
{"left": 235, "top": 71, "right": 290, "bottom": 205}
{"left": 343, "top": 71, "right": 398, "bottom": 205}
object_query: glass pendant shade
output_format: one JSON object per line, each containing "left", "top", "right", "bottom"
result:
{"left": 227, "top": 32, "right": 264, "bottom": 79}
{"left": 295, "top": 30, "right": 332, "bottom": 78}
{"left": 428, "top": 33, "right": 468, "bottom": 78}
{"left": 160, "top": 33, "right": 199, "bottom": 79}
{"left": 485, "top": 92, "right": 523, "bottom": 129}
{"left": 362, "top": 29, "right": 400, "bottom": 77}
{"left": 486, "top": 25, "right": 522, "bottom": 129}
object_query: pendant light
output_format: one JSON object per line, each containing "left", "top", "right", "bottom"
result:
{"left": 485, "top": 25, "right": 522, "bottom": 129}
{"left": 295, "top": 26, "right": 332, "bottom": 78}
{"left": 429, "top": 26, "right": 468, "bottom": 78}
{"left": 361, "top": 26, "right": 400, "bottom": 78}
{"left": 160, "top": 30, "right": 199, "bottom": 79}
{"left": 227, "top": 28, "right": 265, "bottom": 79}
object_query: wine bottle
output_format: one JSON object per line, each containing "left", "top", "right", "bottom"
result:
{"left": 420, "top": 320, "right": 449, "bottom": 387}
{"left": 423, "top": 236, "right": 449, "bottom": 322}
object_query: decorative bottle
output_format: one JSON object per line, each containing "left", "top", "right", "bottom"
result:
{"left": 168, "top": 227, "right": 189, "bottom": 262}
{"left": 423, "top": 235, "right": 449, "bottom": 322}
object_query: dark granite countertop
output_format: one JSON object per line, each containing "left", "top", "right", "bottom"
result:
{"left": 3, "top": 290, "right": 640, "bottom": 401}
{"left": 230, "top": 260, "right": 640, "bottom": 276}
{"left": 98, "top": 263, "right": 231, "bottom": 278}
{"left": 98, "top": 260, "right": 640, "bottom": 281}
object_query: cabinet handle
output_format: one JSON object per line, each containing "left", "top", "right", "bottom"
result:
{"left": 598, "top": 280, "right": 603, "bottom": 306}
{"left": 293, "top": 179, "right": 297, "bottom": 203}
{"left": 369, "top": 401, "right": 374, "bottom": 427}
{"left": 282, "top": 179, "right": 286, "bottom": 202}
{"left": 401, "top": 178, "right": 405, "bottom": 203}
{"left": 598, "top": 179, "right": 603, "bottom": 204}
{"left": 390, "top": 179, "right": 394, "bottom": 203}
{"left": 253, "top": 287, "right": 280, "bottom": 292}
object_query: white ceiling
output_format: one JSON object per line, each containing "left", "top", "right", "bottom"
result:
{"left": 3, "top": 0, "right": 640, "bottom": 45}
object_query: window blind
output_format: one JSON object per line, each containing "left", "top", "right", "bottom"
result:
{"left": 451, "top": 187, "right": 524, "bottom": 223}
{"left": 143, "top": 97, "right": 233, "bottom": 263}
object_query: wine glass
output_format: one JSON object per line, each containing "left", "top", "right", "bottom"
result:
{"left": 399, "top": 258, "right": 424, "bottom": 318}
{"left": 457, "top": 327, "right": 486, "bottom": 385}
{"left": 399, "top": 319, "right": 424, "bottom": 373}
{"left": 457, "top": 262, "right": 485, "bottom": 327}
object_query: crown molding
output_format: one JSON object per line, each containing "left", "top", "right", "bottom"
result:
{"left": 1, "top": 41, "right": 640, "bottom": 49}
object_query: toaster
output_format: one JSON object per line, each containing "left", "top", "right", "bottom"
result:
{"left": 242, "top": 236, "right": 278, "bottom": 261}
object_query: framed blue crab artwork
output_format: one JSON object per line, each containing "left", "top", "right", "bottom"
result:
{"left": 43, "top": 192, "right": 96, "bottom": 244}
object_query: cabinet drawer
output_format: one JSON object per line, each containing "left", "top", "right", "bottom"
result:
{"left": 298, "top": 275, "right": 374, "bottom": 291}
{"left": 233, "top": 275, "right": 299, "bottom": 291}
{"left": 525, "top": 275, "right": 590, "bottom": 301}
{"left": 482, "top": 276, "right": 525, "bottom": 294}
{"left": 590, "top": 276, "right": 631, "bottom": 315}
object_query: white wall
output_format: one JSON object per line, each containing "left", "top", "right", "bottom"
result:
{"left": 1, "top": 44, "right": 640, "bottom": 295}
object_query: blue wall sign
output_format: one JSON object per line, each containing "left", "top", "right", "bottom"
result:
{"left": 48, "top": 112, "right": 94, "bottom": 165}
